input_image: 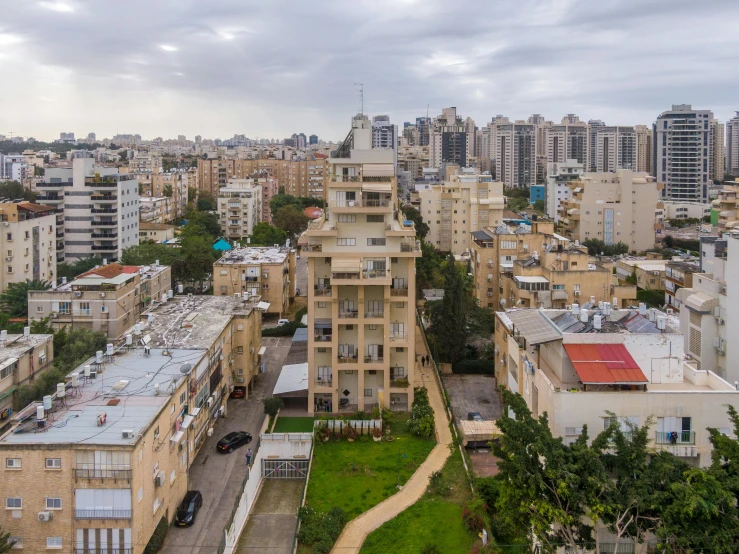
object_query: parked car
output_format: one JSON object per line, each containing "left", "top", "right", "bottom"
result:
{"left": 174, "top": 491, "right": 203, "bottom": 527}
{"left": 277, "top": 319, "right": 290, "bottom": 326}
{"left": 467, "top": 412, "right": 483, "bottom": 422}
{"left": 217, "top": 431, "right": 252, "bottom": 453}
{"left": 230, "top": 386, "right": 246, "bottom": 399}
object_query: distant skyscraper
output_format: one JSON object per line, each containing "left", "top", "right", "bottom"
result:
{"left": 654, "top": 104, "right": 713, "bottom": 202}
{"left": 728, "top": 112, "right": 739, "bottom": 176}
{"left": 429, "top": 108, "right": 475, "bottom": 168}
{"left": 404, "top": 122, "right": 412, "bottom": 129}
{"left": 309, "top": 134, "right": 318, "bottom": 145}
{"left": 87, "top": 132, "right": 96, "bottom": 142}
{"left": 634, "top": 125, "right": 653, "bottom": 174}
{"left": 544, "top": 116, "right": 588, "bottom": 166}
{"left": 592, "top": 126, "right": 637, "bottom": 172}
{"left": 710, "top": 119, "right": 725, "bottom": 181}
{"left": 372, "top": 115, "right": 398, "bottom": 166}
{"left": 495, "top": 122, "right": 537, "bottom": 188}
{"left": 587, "top": 120, "right": 606, "bottom": 171}
{"left": 416, "top": 116, "right": 430, "bottom": 146}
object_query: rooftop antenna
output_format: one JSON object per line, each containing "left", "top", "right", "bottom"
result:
{"left": 354, "top": 83, "right": 364, "bottom": 115}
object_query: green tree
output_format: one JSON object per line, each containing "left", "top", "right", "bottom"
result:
{"left": 196, "top": 191, "right": 215, "bottom": 212}
{"left": 533, "top": 199, "right": 546, "bottom": 212}
{"left": 56, "top": 256, "right": 104, "bottom": 281}
{"left": 181, "top": 211, "right": 221, "bottom": 238}
{"left": 0, "top": 181, "right": 35, "bottom": 202}
{"left": 0, "top": 528, "right": 16, "bottom": 552}
{"left": 507, "top": 197, "right": 528, "bottom": 212}
{"left": 262, "top": 396, "right": 284, "bottom": 417}
{"left": 118, "top": 150, "right": 128, "bottom": 162}
{"left": 416, "top": 241, "right": 444, "bottom": 292}
{"left": 163, "top": 184, "right": 173, "bottom": 198}
{"left": 273, "top": 205, "right": 308, "bottom": 244}
{"left": 400, "top": 205, "right": 429, "bottom": 240}
{"left": 181, "top": 236, "right": 217, "bottom": 289}
{"left": 248, "top": 222, "right": 287, "bottom": 246}
{"left": 431, "top": 255, "right": 466, "bottom": 363}
{"left": 0, "top": 279, "right": 50, "bottom": 318}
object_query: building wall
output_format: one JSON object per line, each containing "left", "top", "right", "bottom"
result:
{"left": 727, "top": 112, "right": 739, "bottom": 176}
{"left": 710, "top": 119, "right": 725, "bottom": 182}
{"left": 615, "top": 260, "right": 665, "bottom": 290}
{"left": 0, "top": 335, "right": 54, "bottom": 421}
{"left": 139, "top": 225, "right": 175, "bottom": 244}
{"left": 661, "top": 200, "right": 711, "bottom": 220}
{"left": 635, "top": 124, "right": 653, "bottom": 174}
{"left": 495, "top": 123, "right": 537, "bottom": 188}
{"left": 0, "top": 211, "right": 56, "bottom": 291}
{"left": 217, "top": 182, "right": 262, "bottom": 239}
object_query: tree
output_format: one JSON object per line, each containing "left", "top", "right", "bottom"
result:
{"left": 273, "top": 205, "right": 308, "bottom": 244}
{"left": 56, "top": 256, "right": 104, "bottom": 281}
{"left": 196, "top": 191, "right": 215, "bottom": 212}
{"left": 262, "top": 396, "right": 284, "bottom": 417}
{"left": 533, "top": 199, "right": 546, "bottom": 212}
{"left": 0, "top": 529, "right": 16, "bottom": 552}
{"left": 118, "top": 150, "right": 128, "bottom": 162}
{"left": 182, "top": 211, "right": 221, "bottom": 238}
{"left": 248, "top": 222, "right": 287, "bottom": 246}
{"left": 0, "top": 279, "right": 50, "bottom": 318}
{"left": 181, "top": 236, "right": 217, "bottom": 289}
{"left": 0, "top": 180, "right": 35, "bottom": 202}
{"left": 492, "top": 389, "right": 609, "bottom": 552}
{"left": 163, "top": 184, "right": 173, "bottom": 198}
{"left": 431, "top": 255, "right": 466, "bottom": 363}
{"left": 507, "top": 197, "right": 528, "bottom": 212}
{"left": 401, "top": 205, "right": 429, "bottom": 240}
{"left": 416, "top": 241, "right": 444, "bottom": 292}
{"left": 269, "top": 193, "right": 323, "bottom": 220}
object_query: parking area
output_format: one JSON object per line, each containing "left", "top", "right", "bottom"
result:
{"left": 161, "top": 337, "right": 291, "bottom": 554}
{"left": 442, "top": 374, "right": 501, "bottom": 423}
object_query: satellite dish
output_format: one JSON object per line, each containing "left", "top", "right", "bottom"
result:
{"left": 179, "top": 363, "right": 192, "bottom": 375}
{"left": 500, "top": 299, "right": 507, "bottom": 307}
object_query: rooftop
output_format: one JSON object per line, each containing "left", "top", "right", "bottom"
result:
{"left": 135, "top": 295, "right": 264, "bottom": 349}
{"left": 50, "top": 263, "right": 170, "bottom": 292}
{"left": 139, "top": 222, "right": 175, "bottom": 231}
{"left": 2, "top": 347, "right": 207, "bottom": 445}
{"left": 215, "top": 246, "right": 292, "bottom": 265}
{"left": 617, "top": 258, "right": 667, "bottom": 270}
{"left": 0, "top": 334, "right": 53, "bottom": 364}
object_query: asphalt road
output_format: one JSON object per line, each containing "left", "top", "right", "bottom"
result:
{"left": 161, "top": 337, "right": 292, "bottom": 554}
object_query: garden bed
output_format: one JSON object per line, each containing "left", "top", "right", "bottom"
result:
{"left": 272, "top": 417, "right": 315, "bottom": 433}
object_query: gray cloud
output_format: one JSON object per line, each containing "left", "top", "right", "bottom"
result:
{"left": 1, "top": 0, "right": 738, "bottom": 141}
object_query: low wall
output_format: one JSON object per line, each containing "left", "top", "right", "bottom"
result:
{"left": 314, "top": 419, "right": 382, "bottom": 434}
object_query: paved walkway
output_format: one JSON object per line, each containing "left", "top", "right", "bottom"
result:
{"left": 330, "top": 324, "right": 453, "bottom": 554}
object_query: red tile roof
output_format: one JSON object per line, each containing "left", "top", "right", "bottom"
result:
{"left": 79, "top": 264, "right": 140, "bottom": 279}
{"left": 563, "top": 343, "right": 648, "bottom": 384}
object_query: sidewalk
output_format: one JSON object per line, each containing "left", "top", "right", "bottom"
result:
{"left": 330, "top": 324, "right": 452, "bottom": 554}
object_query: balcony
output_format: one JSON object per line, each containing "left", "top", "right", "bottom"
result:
{"left": 364, "top": 311, "right": 384, "bottom": 319}
{"left": 92, "top": 232, "right": 118, "bottom": 239}
{"left": 337, "top": 354, "right": 358, "bottom": 364}
{"left": 74, "top": 468, "right": 132, "bottom": 480}
{"left": 37, "top": 181, "right": 71, "bottom": 187}
{"left": 92, "top": 244, "right": 118, "bottom": 251}
{"left": 655, "top": 431, "right": 695, "bottom": 445}
{"left": 400, "top": 240, "right": 421, "bottom": 253}
{"left": 91, "top": 194, "right": 118, "bottom": 202}
{"left": 75, "top": 509, "right": 132, "bottom": 519}
{"left": 390, "top": 378, "right": 410, "bottom": 388}
{"left": 314, "top": 286, "right": 332, "bottom": 297}
{"left": 390, "top": 288, "right": 408, "bottom": 297}
{"left": 389, "top": 334, "right": 408, "bottom": 342}
{"left": 314, "top": 377, "right": 333, "bottom": 387}
{"left": 91, "top": 208, "right": 118, "bottom": 214}
{"left": 76, "top": 550, "right": 131, "bottom": 554}
{"left": 314, "top": 334, "right": 333, "bottom": 342}
{"left": 552, "top": 290, "right": 568, "bottom": 300}
{"left": 91, "top": 220, "right": 117, "bottom": 226}
{"left": 56, "top": 230, "right": 65, "bottom": 238}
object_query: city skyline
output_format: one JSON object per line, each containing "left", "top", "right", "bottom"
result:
{"left": 1, "top": 0, "right": 738, "bottom": 140}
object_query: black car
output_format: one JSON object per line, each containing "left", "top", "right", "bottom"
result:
{"left": 217, "top": 431, "right": 252, "bottom": 453}
{"left": 467, "top": 412, "right": 483, "bottom": 422}
{"left": 174, "top": 491, "right": 203, "bottom": 527}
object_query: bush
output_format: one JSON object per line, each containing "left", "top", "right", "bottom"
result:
{"left": 294, "top": 306, "right": 307, "bottom": 322}
{"left": 298, "top": 505, "right": 347, "bottom": 554}
{"left": 462, "top": 498, "right": 487, "bottom": 533}
{"left": 421, "top": 545, "right": 442, "bottom": 554}
{"left": 262, "top": 396, "right": 284, "bottom": 418}
{"left": 428, "top": 470, "right": 451, "bottom": 496}
{"left": 452, "top": 359, "right": 494, "bottom": 375}
{"left": 143, "top": 516, "right": 169, "bottom": 554}
{"left": 262, "top": 320, "right": 306, "bottom": 337}
{"left": 408, "top": 387, "right": 435, "bottom": 438}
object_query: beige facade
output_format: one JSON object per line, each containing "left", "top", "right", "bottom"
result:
{"left": 0, "top": 202, "right": 57, "bottom": 290}
{"left": 635, "top": 124, "right": 653, "bottom": 174}
{"left": 0, "top": 333, "right": 54, "bottom": 425}
{"left": 712, "top": 180, "right": 739, "bottom": 233}
{"left": 665, "top": 260, "right": 698, "bottom": 312}
{"left": 659, "top": 200, "right": 711, "bottom": 221}
{"left": 217, "top": 180, "right": 262, "bottom": 240}
{"left": 304, "top": 115, "right": 420, "bottom": 413}
{"left": 138, "top": 222, "right": 175, "bottom": 244}
{"left": 213, "top": 247, "right": 296, "bottom": 315}
{"left": 418, "top": 168, "right": 504, "bottom": 255}
{"left": 711, "top": 119, "right": 725, "bottom": 182}
{"left": 615, "top": 258, "right": 666, "bottom": 291}
{"left": 559, "top": 170, "right": 661, "bottom": 253}
{"left": 29, "top": 263, "right": 172, "bottom": 339}
{"left": 495, "top": 306, "right": 739, "bottom": 470}
{"left": 139, "top": 196, "right": 172, "bottom": 224}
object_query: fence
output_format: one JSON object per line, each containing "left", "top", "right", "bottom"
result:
{"left": 291, "top": 433, "right": 316, "bottom": 554}
{"left": 313, "top": 419, "right": 382, "bottom": 435}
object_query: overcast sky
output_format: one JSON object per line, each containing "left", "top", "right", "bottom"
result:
{"left": 1, "top": 0, "right": 738, "bottom": 142}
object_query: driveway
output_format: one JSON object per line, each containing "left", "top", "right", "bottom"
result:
{"left": 161, "top": 337, "right": 291, "bottom": 554}
{"left": 442, "top": 374, "right": 502, "bottom": 423}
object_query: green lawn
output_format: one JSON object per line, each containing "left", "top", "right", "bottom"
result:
{"left": 273, "top": 417, "right": 315, "bottom": 433}
{"left": 360, "top": 448, "right": 478, "bottom": 554}
{"left": 304, "top": 414, "right": 436, "bottom": 521}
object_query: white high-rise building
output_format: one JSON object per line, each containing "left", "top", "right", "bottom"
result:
{"left": 587, "top": 120, "right": 606, "bottom": 171}
{"left": 727, "top": 112, "right": 739, "bottom": 176}
{"left": 495, "top": 121, "right": 537, "bottom": 188}
{"left": 543, "top": 116, "right": 588, "bottom": 167}
{"left": 545, "top": 159, "right": 584, "bottom": 222}
{"left": 37, "top": 158, "right": 139, "bottom": 262}
{"left": 429, "top": 107, "right": 475, "bottom": 168}
{"left": 372, "top": 115, "right": 398, "bottom": 168}
{"left": 217, "top": 179, "right": 263, "bottom": 240}
{"left": 592, "top": 126, "right": 638, "bottom": 172}
{"left": 654, "top": 104, "right": 713, "bottom": 202}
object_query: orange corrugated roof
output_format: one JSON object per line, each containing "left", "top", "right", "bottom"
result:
{"left": 79, "top": 264, "right": 140, "bottom": 279}
{"left": 563, "top": 343, "right": 648, "bottom": 384}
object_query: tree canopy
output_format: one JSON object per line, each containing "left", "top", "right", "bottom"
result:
{"left": 248, "top": 222, "right": 288, "bottom": 246}
{"left": 56, "top": 256, "right": 104, "bottom": 281}
{"left": 273, "top": 205, "right": 309, "bottom": 244}
{"left": 428, "top": 255, "right": 466, "bottom": 363}
{"left": 269, "top": 193, "right": 323, "bottom": 219}
{"left": 581, "top": 238, "right": 629, "bottom": 256}
{"left": 400, "top": 205, "right": 429, "bottom": 240}
{"left": 0, "top": 279, "right": 50, "bottom": 319}
{"left": 0, "top": 180, "right": 35, "bottom": 202}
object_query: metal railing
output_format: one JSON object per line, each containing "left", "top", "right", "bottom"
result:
{"left": 314, "top": 378, "right": 332, "bottom": 386}
{"left": 655, "top": 431, "right": 695, "bottom": 445}
{"left": 91, "top": 220, "right": 117, "bottom": 226}
{"left": 362, "top": 268, "right": 389, "bottom": 279}
{"left": 338, "top": 311, "right": 358, "bottom": 319}
{"left": 74, "top": 467, "right": 132, "bottom": 479}
{"left": 337, "top": 355, "right": 358, "bottom": 364}
{"left": 75, "top": 509, "right": 131, "bottom": 519}
{"left": 75, "top": 549, "right": 131, "bottom": 554}
{"left": 92, "top": 232, "right": 118, "bottom": 239}
{"left": 364, "top": 356, "right": 384, "bottom": 363}
{"left": 390, "top": 288, "right": 408, "bottom": 297}
{"left": 314, "top": 334, "right": 332, "bottom": 342}
{"left": 92, "top": 245, "right": 117, "bottom": 251}
{"left": 364, "top": 311, "right": 384, "bottom": 318}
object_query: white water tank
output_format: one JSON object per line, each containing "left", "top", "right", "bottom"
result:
{"left": 71, "top": 373, "right": 79, "bottom": 387}
{"left": 134, "top": 323, "right": 142, "bottom": 335}
{"left": 168, "top": 289, "right": 173, "bottom": 299}
{"left": 103, "top": 258, "right": 108, "bottom": 265}
{"left": 36, "top": 406, "right": 45, "bottom": 420}
{"left": 589, "top": 296, "right": 596, "bottom": 305}
{"left": 155, "top": 259, "right": 159, "bottom": 267}
{"left": 639, "top": 303, "right": 647, "bottom": 315}
{"left": 106, "top": 343, "right": 114, "bottom": 356}
{"left": 571, "top": 303, "right": 580, "bottom": 316}
{"left": 178, "top": 284, "right": 184, "bottom": 294}
{"left": 43, "top": 395, "right": 52, "bottom": 411}
{"left": 125, "top": 334, "right": 132, "bottom": 346}
{"left": 23, "top": 326, "right": 30, "bottom": 337}
{"left": 593, "top": 315, "right": 602, "bottom": 330}
{"left": 0, "top": 330, "right": 6, "bottom": 341}
{"left": 580, "top": 308, "right": 589, "bottom": 323}
{"left": 84, "top": 365, "right": 91, "bottom": 377}
{"left": 656, "top": 316, "right": 667, "bottom": 330}
{"left": 612, "top": 297, "right": 618, "bottom": 309}
{"left": 603, "top": 302, "right": 612, "bottom": 316}
{"left": 161, "top": 293, "right": 168, "bottom": 303}
{"left": 648, "top": 310, "right": 657, "bottom": 322}
{"left": 56, "top": 383, "right": 65, "bottom": 397}
{"left": 96, "top": 351, "right": 103, "bottom": 364}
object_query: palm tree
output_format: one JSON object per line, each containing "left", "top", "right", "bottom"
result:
{"left": 0, "top": 279, "right": 51, "bottom": 319}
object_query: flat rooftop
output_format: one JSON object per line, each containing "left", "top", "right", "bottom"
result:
{"left": 0, "top": 334, "right": 52, "bottom": 364}
{"left": 48, "top": 263, "right": 170, "bottom": 292}
{"left": 2, "top": 347, "right": 207, "bottom": 445}
{"left": 137, "top": 295, "right": 262, "bottom": 349}
{"left": 215, "top": 246, "right": 291, "bottom": 265}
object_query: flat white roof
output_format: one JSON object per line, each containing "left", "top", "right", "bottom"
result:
{"left": 514, "top": 276, "right": 550, "bottom": 283}
{"left": 273, "top": 363, "right": 308, "bottom": 397}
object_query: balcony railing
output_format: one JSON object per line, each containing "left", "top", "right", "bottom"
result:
{"left": 91, "top": 220, "right": 117, "bottom": 226}
{"left": 390, "top": 378, "right": 410, "bottom": 388}
{"left": 655, "top": 431, "right": 696, "bottom": 445}
{"left": 74, "top": 468, "right": 132, "bottom": 480}
{"left": 90, "top": 207, "right": 118, "bottom": 214}
{"left": 76, "top": 550, "right": 132, "bottom": 554}
{"left": 314, "top": 334, "right": 332, "bottom": 342}
{"left": 389, "top": 334, "right": 407, "bottom": 342}
{"left": 92, "top": 245, "right": 118, "bottom": 251}
{"left": 364, "top": 311, "right": 384, "bottom": 318}
{"left": 400, "top": 240, "right": 421, "bottom": 252}
{"left": 92, "top": 232, "right": 118, "bottom": 239}
{"left": 37, "top": 181, "right": 71, "bottom": 187}
{"left": 364, "top": 356, "right": 384, "bottom": 364}
{"left": 390, "top": 288, "right": 408, "bottom": 297}
{"left": 362, "top": 269, "right": 389, "bottom": 279}
{"left": 337, "top": 355, "right": 358, "bottom": 364}
{"left": 314, "top": 286, "right": 332, "bottom": 296}
{"left": 339, "top": 311, "right": 358, "bottom": 319}
{"left": 315, "top": 377, "right": 333, "bottom": 386}
{"left": 75, "top": 509, "right": 132, "bottom": 519}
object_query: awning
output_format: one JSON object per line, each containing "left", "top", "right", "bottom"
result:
{"left": 257, "top": 301, "right": 271, "bottom": 311}
{"left": 684, "top": 292, "right": 716, "bottom": 313}
{"left": 170, "top": 430, "right": 184, "bottom": 444}
{"left": 258, "top": 346, "right": 267, "bottom": 356}
{"left": 564, "top": 343, "right": 648, "bottom": 384}
{"left": 506, "top": 310, "right": 561, "bottom": 345}
{"left": 550, "top": 233, "right": 570, "bottom": 242}
{"left": 314, "top": 319, "right": 332, "bottom": 329}
{"left": 181, "top": 415, "right": 195, "bottom": 429}
{"left": 331, "top": 258, "right": 360, "bottom": 273}
{"left": 514, "top": 276, "right": 549, "bottom": 284}
{"left": 362, "top": 183, "right": 392, "bottom": 193}
{"left": 362, "top": 164, "right": 394, "bottom": 177}
{"left": 0, "top": 358, "right": 18, "bottom": 374}
{"left": 273, "top": 363, "right": 308, "bottom": 398}
{"left": 0, "top": 385, "right": 18, "bottom": 402}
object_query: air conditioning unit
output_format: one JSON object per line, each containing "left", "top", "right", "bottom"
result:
{"left": 101, "top": 306, "right": 108, "bottom": 313}
{"left": 487, "top": 292, "right": 493, "bottom": 297}
{"left": 206, "top": 396, "right": 214, "bottom": 407}
{"left": 38, "top": 511, "right": 53, "bottom": 522}
{"left": 121, "top": 430, "right": 135, "bottom": 439}
{"left": 666, "top": 308, "right": 674, "bottom": 315}
{"left": 100, "top": 293, "right": 106, "bottom": 298}
{"left": 235, "top": 376, "right": 244, "bottom": 383}
{"left": 574, "top": 291, "right": 581, "bottom": 296}
{"left": 155, "top": 471, "right": 165, "bottom": 487}
{"left": 4, "top": 257, "right": 11, "bottom": 262}
{"left": 74, "top": 291, "right": 82, "bottom": 297}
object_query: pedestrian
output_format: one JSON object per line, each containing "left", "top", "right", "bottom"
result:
{"left": 421, "top": 356, "right": 425, "bottom": 367}
{"left": 426, "top": 355, "right": 431, "bottom": 366}
{"left": 246, "top": 448, "right": 252, "bottom": 466}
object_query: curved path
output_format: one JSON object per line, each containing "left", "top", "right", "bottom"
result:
{"left": 330, "top": 324, "right": 453, "bottom": 554}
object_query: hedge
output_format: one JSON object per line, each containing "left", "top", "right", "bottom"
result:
{"left": 143, "top": 516, "right": 169, "bottom": 554}
{"left": 451, "top": 359, "right": 494, "bottom": 374}
{"left": 262, "top": 320, "right": 306, "bottom": 337}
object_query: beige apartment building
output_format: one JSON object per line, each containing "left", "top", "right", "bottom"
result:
{"left": 494, "top": 306, "right": 739, "bottom": 482}
{"left": 135, "top": 168, "right": 193, "bottom": 222}
{"left": 0, "top": 295, "right": 263, "bottom": 554}
{"left": 213, "top": 246, "right": 296, "bottom": 315}
{"left": 303, "top": 114, "right": 420, "bottom": 413}
{"left": 615, "top": 258, "right": 666, "bottom": 291}
{"left": 559, "top": 170, "right": 661, "bottom": 253}
{"left": 0, "top": 202, "right": 57, "bottom": 290}
{"left": 138, "top": 196, "right": 172, "bottom": 224}
{"left": 712, "top": 179, "right": 739, "bottom": 233}
{"left": 217, "top": 179, "right": 262, "bottom": 240}
{"left": 138, "top": 222, "right": 175, "bottom": 244}
{"left": 634, "top": 124, "right": 653, "bottom": 174}
{"left": 711, "top": 119, "right": 725, "bottom": 182}
{"left": 417, "top": 167, "right": 504, "bottom": 255}
{"left": 29, "top": 263, "right": 172, "bottom": 339}
{"left": 0, "top": 332, "right": 54, "bottom": 426}
{"left": 197, "top": 156, "right": 328, "bottom": 199}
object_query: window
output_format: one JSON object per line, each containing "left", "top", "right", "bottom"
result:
{"left": 59, "top": 302, "right": 71, "bottom": 315}
{"left": 364, "top": 389, "right": 373, "bottom": 397}
{"left": 337, "top": 238, "right": 356, "bottom": 246}
{"left": 153, "top": 497, "right": 162, "bottom": 514}
{"left": 367, "top": 238, "right": 386, "bottom": 246}
{"left": 0, "top": 362, "right": 15, "bottom": 380}
{"left": 552, "top": 284, "right": 565, "bottom": 290}
{"left": 366, "top": 215, "right": 384, "bottom": 222}
{"left": 262, "top": 283, "right": 269, "bottom": 289}
{"left": 78, "top": 302, "right": 90, "bottom": 315}
{"left": 45, "top": 498, "right": 62, "bottom": 509}
{"left": 46, "top": 537, "right": 62, "bottom": 549}
{"left": 5, "top": 233, "right": 11, "bottom": 241}
{"left": 338, "top": 214, "right": 356, "bottom": 223}
{"left": 5, "top": 498, "right": 21, "bottom": 509}
{"left": 396, "top": 303, "right": 405, "bottom": 308}
{"left": 45, "top": 458, "right": 61, "bottom": 469}
{"left": 5, "top": 458, "right": 20, "bottom": 469}
{"left": 8, "top": 537, "right": 21, "bottom": 549}
{"left": 318, "top": 302, "right": 326, "bottom": 308}
{"left": 236, "top": 346, "right": 244, "bottom": 353}
{"left": 153, "top": 426, "right": 160, "bottom": 440}
{"left": 317, "top": 366, "right": 331, "bottom": 381}
{"left": 6, "top": 266, "right": 12, "bottom": 274}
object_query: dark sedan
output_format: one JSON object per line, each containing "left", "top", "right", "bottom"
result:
{"left": 230, "top": 386, "right": 246, "bottom": 399}
{"left": 174, "top": 490, "right": 203, "bottom": 527}
{"left": 217, "top": 431, "right": 252, "bottom": 453}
